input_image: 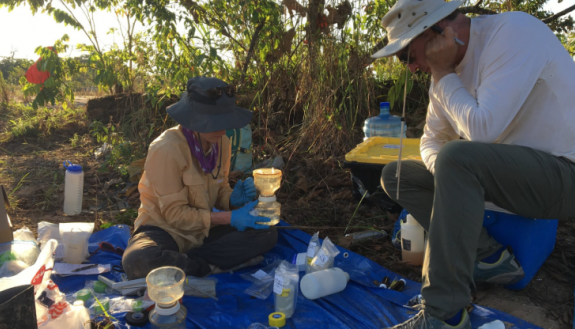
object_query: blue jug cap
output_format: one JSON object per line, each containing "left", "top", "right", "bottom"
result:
{"left": 63, "top": 161, "right": 83, "bottom": 173}
{"left": 380, "top": 102, "right": 390, "bottom": 107}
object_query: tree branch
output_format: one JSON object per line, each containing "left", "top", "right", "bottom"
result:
{"left": 239, "top": 20, "right": 266, "bottom": 87}
{"left": 458, "top": 6, "right": 497, "bottom": 15}
{"left": 543, "top": 4, "right": 575, "bottom": 24}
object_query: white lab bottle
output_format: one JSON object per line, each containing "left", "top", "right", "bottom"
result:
{"left": 63, "top": 161, "right": 84, "bottom": 215}
{"left": 401, "top": 214, "right": 425, "bottom": 265}
{"left": 300, "top": 268, "right": 350, "bottom": 300}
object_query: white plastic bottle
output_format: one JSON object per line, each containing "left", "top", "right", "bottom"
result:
{"left": 401, "top": 214, "right": 425, "bottom": 265}
{"left": 63, "top": 161, "right": 84, "bottom": 215}
{"left": 300, "top": 268, "right": 350, "bottom": 300}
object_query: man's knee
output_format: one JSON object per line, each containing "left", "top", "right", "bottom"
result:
{"left": 381, "top": 161, "right": 399, "bottom": 198}
{"left": 435, "top": 140, "right": 479, "bottom": 174}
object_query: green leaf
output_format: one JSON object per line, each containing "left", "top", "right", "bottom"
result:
{"left": 209, "top": 47, "right": 217, "bottom": 58}
{"left": 44, "top": 77, "right": 55, "bottom": 88}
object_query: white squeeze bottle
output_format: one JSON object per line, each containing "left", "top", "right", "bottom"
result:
{"left": 401, "top": 214, "right": 425, "bottom": 265}
{"left": 63, "top": 161, "right": 84, "bottom": 215}
{"left": 300, "top": 268, "right": 350, "bottom": 300}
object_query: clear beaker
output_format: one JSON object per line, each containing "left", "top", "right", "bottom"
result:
{"left": 146, "top": 266, "right": 185, "bottom": 307}
{"left": 253, "top": 168, "right": 282, "bottom": 197}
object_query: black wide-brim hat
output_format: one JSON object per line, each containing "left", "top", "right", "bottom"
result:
{"left": 167, "top": 76, "right": 253, "bottom": 133}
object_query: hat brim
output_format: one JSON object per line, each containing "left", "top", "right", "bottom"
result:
{"left": 167, "top": 92, "right": 253, "bottom": 133}
{"left": 371, "top": 0, "right": 465, "bottom": 59}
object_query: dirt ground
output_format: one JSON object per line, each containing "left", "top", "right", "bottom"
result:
{"left": 1, "top": 100, "right": 573, "bottom": 329}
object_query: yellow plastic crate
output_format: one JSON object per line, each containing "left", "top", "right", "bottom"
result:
{"left": 345, "top": 137, "right": 422, "bottom": 165}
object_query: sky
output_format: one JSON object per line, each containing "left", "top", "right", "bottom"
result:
{"left": 0, "top": 1, "right": 573, "bottom": 60}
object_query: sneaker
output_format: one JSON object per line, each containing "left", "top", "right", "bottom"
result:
{"left": 474, "top": 246, "right": 524, "bottom": 285}
{"left": 386, "top": 309, "right": 471, "bottom": 329}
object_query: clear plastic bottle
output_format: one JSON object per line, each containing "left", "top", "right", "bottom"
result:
{"left": 363, "top": 102, "right": 406, "bottom": 140}
{"left": 63, "top": 161, "right": 84, "bottom": 215}
{"left": 274, "top": 283, "right": 296, "bottom": 318}
{"left": 300, "top": 268, "right": 350, "bottom": 300}
{"left": 255, "top": 196, "right": 281, "bottom": 226}
{"left": 149, "top": 303, "right": 187, "bottom": 329}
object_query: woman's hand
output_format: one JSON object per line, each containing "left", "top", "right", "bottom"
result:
{"left": 230, "top": 200, "right": 271, "bottom": 231}
{"left": 230, "top": 177, "right": 258, "bottom": 207}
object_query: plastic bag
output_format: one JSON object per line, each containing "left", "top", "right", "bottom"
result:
{"left": 273, "top": 261, "right": 299, "bottom": 318}
{"left": 0, "top": 259, "right": 30, "bottom": 277}
{"left": 38, "top": 302, "right": 90, "bottom": 329}
{"left": 107, "top": 296, "right": 154, "bottom": 313}
{"left": 240, "top": 260, "right": 281, "bottom": 300}
{"left": 38, "top": 222, "right": 62, "bottom": 249}
{"left": 307, "top": 237, "right": 340, "bottom": 274}
{"left": 185, "top": 276, "right": 218, "bottom": 298}
{"left": 0, "top": 240, "right": 40, "bottom": 268}
{"left": 305, "top": 232, "right": 320, "bottom": 266}
{"left": 13, "top": 226, "right": 37, "bottom": 242}
{"left": 0, "top": 239, "right": 92, "bottom": 328}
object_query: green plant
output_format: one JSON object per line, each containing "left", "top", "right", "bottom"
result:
{"left": 7, "top": 172, "right": 30, "bottom": 206}
{"left": 70, "top": 133, "right": 80, "bottom": 147}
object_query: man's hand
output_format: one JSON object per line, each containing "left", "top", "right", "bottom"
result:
{"left": 425, "top": 26, "right": 459, "bottom": 82}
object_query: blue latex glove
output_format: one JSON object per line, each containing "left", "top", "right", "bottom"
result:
{"left": 231, "top": 200, "right": 271, "bottom": 231}
{"left": 243, "top": 177, "right": 257, "bottom": 201}
{"left": 230, "top": 178, "right": 258, "bottom": 207}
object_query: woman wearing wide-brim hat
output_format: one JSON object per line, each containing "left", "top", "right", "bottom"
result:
{"left": 122, "top": 76, "right": 277, "bottom": 279}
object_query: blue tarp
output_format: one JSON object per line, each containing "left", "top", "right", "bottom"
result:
{"left": 53, "top": 223, "right": 541, "bottom": 328}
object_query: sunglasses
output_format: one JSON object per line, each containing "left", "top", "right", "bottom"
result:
{"left": 191, "top": 85, "right": 236, "bottom": 100}
{"left": 89, "top": 242, "right": 125, "bottom": 257}
{"left": 397, "top": 46, "right": 414, "bottom": 65}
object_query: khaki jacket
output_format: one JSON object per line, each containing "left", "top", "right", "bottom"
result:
{"left": 134, "top": 126, "right": 233, "bottom": 253}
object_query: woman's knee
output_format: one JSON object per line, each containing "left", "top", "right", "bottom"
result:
{"left": 435, "top": 140, "right": 479, "bottom": 174}
{"left": 260, "top": 227, "right": 278, "bottom": 252}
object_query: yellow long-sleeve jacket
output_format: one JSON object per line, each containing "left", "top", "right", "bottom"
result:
{"left": 134, "top": 126, "right": 233, "bottom": 253}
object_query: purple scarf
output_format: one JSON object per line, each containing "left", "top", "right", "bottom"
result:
{"left": 181, "top": 127, "right": 219, "bottom": 173}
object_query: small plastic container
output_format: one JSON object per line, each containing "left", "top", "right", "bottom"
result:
{"left": 363, "top": 102, "right": 405, "bottom": 140}
{"left": 300, "top": 268, "right": 350, "bottom": 300}
{"left": 253, "top": 168, "right": 282, "bottom": 197}
{"left": 146, "top": 267, "right": 185, "bottom": 306}
{"left": 255, "top": 196, "right": 281, "bottom": 226}
{"left": 401, "top": 214, "right": 425, "bottom": 266}
{"left": 75, "top": 289, "right": 92, "bottom": 302}
{"left": 59, "top": 222, "right": 94, "bottom": 264}
{"left": 63, "top": 161, "right": 84, "bottom": 215}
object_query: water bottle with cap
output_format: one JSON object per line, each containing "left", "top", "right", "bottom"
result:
{"left": 63, "top": 161, "right": 84, "bottom": 215}
{"left": 363, "top": 102, "right": 406, "bottom": 140}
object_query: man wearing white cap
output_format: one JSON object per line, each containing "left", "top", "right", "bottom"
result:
{"left": 376, "top": 0, "right": 575, "bottom": 328}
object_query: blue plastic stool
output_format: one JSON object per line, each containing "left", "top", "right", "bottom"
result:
{"left": 397, "top": 209, "right": 558, "bottom": 290}
{"left": 483, "top": 210, "right": 557, "bottom": 290}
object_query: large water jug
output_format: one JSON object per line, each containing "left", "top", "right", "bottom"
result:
{"left": 363, "top": 102, "right": 405, "bottom": 140}
{"left": 63, "top": 161, "right": 84, "bottom": 215}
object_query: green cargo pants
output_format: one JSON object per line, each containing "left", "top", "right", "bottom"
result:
{"left": 381, "top": 140, "right": 575, "bottom": 320}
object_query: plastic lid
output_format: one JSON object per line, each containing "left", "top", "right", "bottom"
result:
{"left": 155, "top": 301, "right": 180, "bottom": 315}
{"left": 64, "top": 161, "right": 82, "bottom": 173}
{"left": 258, "top": 195, "right": 277, "bottom": 202}
{"left": 379, "top": 102, "right": 390, "bottom": 107}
